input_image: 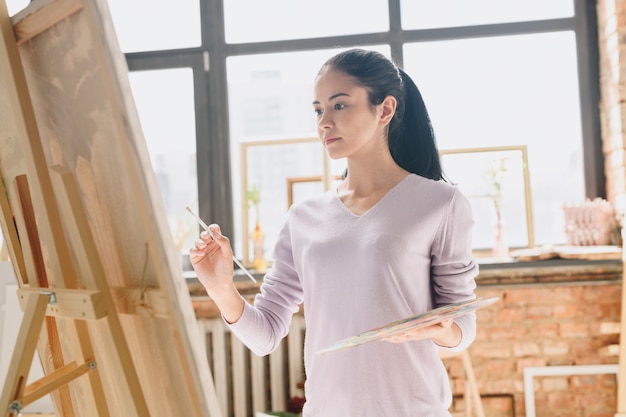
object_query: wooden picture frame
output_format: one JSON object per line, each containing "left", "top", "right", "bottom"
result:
{"left": 439, "top": 145, "right": 534, "bottom": 255}
{"left": 286, "top": 175, "right": 342, "bottom": 208}
{"left": 239, "top": 137, "right": 339, "bottom": 266}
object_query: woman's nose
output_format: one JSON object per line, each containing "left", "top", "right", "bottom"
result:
{"left": 317, "top": 112, "right": 332, "bottom": 129}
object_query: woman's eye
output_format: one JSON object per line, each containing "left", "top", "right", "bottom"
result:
{"left": 333, "top": 103, "right": 346, "bottom": 110}
{"left": 314, "top": 108, "right": 323, "bottom": 116}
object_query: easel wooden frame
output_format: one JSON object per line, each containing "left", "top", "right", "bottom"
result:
{"left": 0, "top": 0, "right": 222, "bottom": 415}
{"left": 0, "top": 166, "right": 156, "bottom": 417}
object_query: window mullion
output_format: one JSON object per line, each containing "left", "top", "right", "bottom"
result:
{"left": 199, "top": 0, "right": 236, "bottom": 241}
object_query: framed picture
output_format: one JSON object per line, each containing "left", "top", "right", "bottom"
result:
{"left": 439, "top": 145, "right": 534, "bottom": 256}
{"left": 287, "top": 175, "right": 343, "bottom": 208}
{"left": 240, "top": 137, "right": 344, "bottom": 266}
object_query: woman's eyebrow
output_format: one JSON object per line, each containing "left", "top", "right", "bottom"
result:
{"left": 312, "top": 92, "right": 350, "bottom": 105}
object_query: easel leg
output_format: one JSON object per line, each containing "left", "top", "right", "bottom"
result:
{"left": 13, "top": 175, "right": 78, "bottom": 416}
{"left": 73, "top": 320, "right": 110, "bottom": 415}
{"left": 20, "top": 361, "right": 93, "bottom": 409}
{"left": 49, "top": 166, "right": 150, "bottom": 416}
{"left": 461, "top": 350, "right": 485, "bottom": 417}
{"left": 0, "top": 292, "right": 50, "bottom": 417}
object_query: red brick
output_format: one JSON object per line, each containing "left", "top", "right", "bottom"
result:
{"left": 527, "top": 305, "right": 553, "bottom": 319}
{"left": 584, "top": 285, "right": 622, "bottom": 302}
{"left": 483, "top": 359, "right": 515, "bottom": 376}
{"left": 546, "top": 357, "right": 576, "bottom": 366}
{"left": 558, "top": 321, "right": 591, "bottom": 338}
{"left": 483, "top": 324, "right": 522, "bottom": 340}
{"left": 570, "top": 374, "right": 599, "bottom": 388}
{"left": 484, "top": 378, "right": 515, "bottom": 393}
{"left": 579, "top": 303, "right": 610, "bottom": 320}
{"left": 542, "top": 340, "right": 570, "bottom": 356}
{"left": 532, "top": 322, "right": 559, "bottom": 335}
{"left": 496, "top": 306, "right": 525, "bottom": 322}
{"left": 540, "top": 376, "right": 569, "bottom": 391}
{"left": 513, "top": 341, "right": 541, "bottom": 357}
{"left": 516, "top": 357, "right": 548, "bottom": 371}
{"left": 553, "top": 304, "right": 580, "bottom": 319}
{"left": 473, "top": 344, "right": 513, "bottom": 359}
{"left": 546, "top": 390, "right": 579, "bottom": 409}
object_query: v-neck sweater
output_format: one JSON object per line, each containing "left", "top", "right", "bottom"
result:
{"left": 229, "top": 174, "right": 479, "bottom": 416}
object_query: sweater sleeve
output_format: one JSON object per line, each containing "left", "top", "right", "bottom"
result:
{"left": 430, "top": 187, "right": 479, "bottom": 352}
{"left": 227, "top": 213, "right": 303, "bottom": 356}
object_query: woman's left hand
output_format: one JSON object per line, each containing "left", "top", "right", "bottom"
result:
{"left": 383, "top": 319, "right": 460, "bottom": 348}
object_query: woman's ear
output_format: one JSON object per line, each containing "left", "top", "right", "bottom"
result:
{"left": 379, "top": 95, "right": 397, "bottom": 126}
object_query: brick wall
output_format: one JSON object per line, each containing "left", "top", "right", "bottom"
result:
{"left": 443, "top": 281, "right": 622, "bottom": 417}
{"left": 598, "top": 0, "right": 626, "bottom": 204}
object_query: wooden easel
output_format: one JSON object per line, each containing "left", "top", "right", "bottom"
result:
{"left": 0, "top": 0, "right": 222, "bottom": 415}
{"left": 0, "top": 2, "right": 149, "bottom": 415}
{"left": 0, "top": 168, "right": 152, "bottom": 416}
{"left": 439, "top": 349, "right": 486, "bottom": 417}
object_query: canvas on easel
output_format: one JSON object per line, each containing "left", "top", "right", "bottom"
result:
{"left": 0, "top": 0, "right": 222, "bottom": 416}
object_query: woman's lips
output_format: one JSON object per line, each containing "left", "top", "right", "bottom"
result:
{"left": 325, "top": 137, "right": 340, "bottom": 145}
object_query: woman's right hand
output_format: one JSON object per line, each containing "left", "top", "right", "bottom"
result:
{"left": 190, "top": 224, "right": 245, "bottom": 323}
{"left": 189, "top": 224, "right": 235, "bottom": 294}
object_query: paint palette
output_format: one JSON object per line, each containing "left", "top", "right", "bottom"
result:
{"left": 316, "top": 297, "right": 499, "bottom": 355}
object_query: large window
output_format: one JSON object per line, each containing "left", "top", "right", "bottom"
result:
{"left": 95, "top": 1, "right": 599, "bottom": 265}
{"left": 127, "top": 69, "right": 199, "bottom": 253}
{"left": 404, "top": 31, "right": 585, "bottom": 246}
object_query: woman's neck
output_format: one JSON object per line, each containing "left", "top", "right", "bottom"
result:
{"left": 340, "top": 158, "right": 409, "bottom": 196}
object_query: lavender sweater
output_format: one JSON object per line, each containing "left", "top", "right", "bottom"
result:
{"left": 230, "top": 174, "right": 479, "bottom": 416}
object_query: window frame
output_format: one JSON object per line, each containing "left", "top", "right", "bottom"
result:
{"left": 124, "top": 0, "right": 602, "bottom": 252}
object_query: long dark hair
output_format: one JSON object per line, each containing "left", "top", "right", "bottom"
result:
{"left": 320, "top": 48, "right": 444, "bottom": 181}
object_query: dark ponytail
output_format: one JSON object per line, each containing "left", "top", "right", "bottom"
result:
{"left": 392, "top": 69, "right": 443, "bottom": 180}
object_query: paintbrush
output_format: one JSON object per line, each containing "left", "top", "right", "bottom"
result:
{"left": 186, "top": 206, "right": 258, "bottom": 283}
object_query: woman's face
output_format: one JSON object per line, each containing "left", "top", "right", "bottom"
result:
{"left": 312, "top": 68, "right": 388, "bottom": 160}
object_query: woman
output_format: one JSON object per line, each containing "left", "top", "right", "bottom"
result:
{"left": 191, "top": 48, "right": 479, "bottom": 416}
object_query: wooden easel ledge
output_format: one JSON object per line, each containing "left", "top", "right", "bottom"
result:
{"left": 17, "top": 287, "right": 106, "bottom": 320}
{"left": 17, "top": 286, "right": 169, "bottom": 320}
{"left": 12, "top": 0, "right": 83, "bottom": 45}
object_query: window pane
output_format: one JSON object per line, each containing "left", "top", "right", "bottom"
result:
{"left": 127, "top": 69, "right": 198, "bottom": 259}
{"left": 224, "top": 0, "right": 389, "bottom": 43}
{"left": 107, "top": 0, "right": 201, "bottom": 53}
{"left": 227, "top": 47, "right": 388, "bottom": 262}
{"left": 404, "top": 32, "right": 585, "bottom": 248}
{"left": 401, "top": 0, "right": 574, "bottom": 29}
{"left": 6, "top": 0, "right": 29, "bottom": 16}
